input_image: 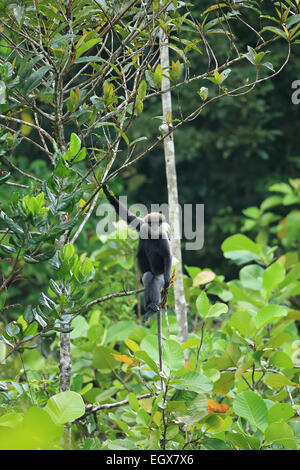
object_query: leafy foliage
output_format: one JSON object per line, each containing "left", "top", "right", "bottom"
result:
{"left": 0, "top": 0, "right": 299, "bottom": 451}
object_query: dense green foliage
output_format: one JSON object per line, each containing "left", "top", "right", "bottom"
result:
{"left": 0, "top": 0, "right": 299, "bottom": 451}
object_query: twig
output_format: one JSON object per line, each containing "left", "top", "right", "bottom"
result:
{"left": 286, "top": 386, "right": 300, "bottom": 417}
{"left": 0, "top": 333, "right": 40, "bottom": 365}
{"left": 195, "top": 321, "right": 205, "bottom": 371}
{"left": 0, "top": 114, "right": 52, "bottom": 142}
{"left": 69, "top": 192, "right": 100, "bottom": 244}
{"left": 2, "top": 154, "right": 43, "bottom": 183}
{"left": 74, "top": 287, "right": 145, "bottom": 319}
{"left": 84, "top": 392, "right": 153, "bottom": 415}
{"left": 4, "top": 181, "right": 29, "bottom": 189}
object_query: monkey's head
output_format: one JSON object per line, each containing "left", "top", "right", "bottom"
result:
{"left": 140, "top": 212, "right": 170, "bottom": 240}
{"left": 143, "top": 212, "right": 166, "bottom": 224}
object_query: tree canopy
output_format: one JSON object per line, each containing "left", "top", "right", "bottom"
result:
{"left": 0, "top": 0, "right": 299, "bottom": 451}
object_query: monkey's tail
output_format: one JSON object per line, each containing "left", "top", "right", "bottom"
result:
{"left": 142, "top": 303, "right": 160, "bottom": 322}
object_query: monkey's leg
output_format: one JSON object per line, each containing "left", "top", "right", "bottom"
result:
{"left": 142, "top": 272, "right": 153, "bottom": 308}
{"left": 142, "top": 273, "right": 164, "bottom": 322}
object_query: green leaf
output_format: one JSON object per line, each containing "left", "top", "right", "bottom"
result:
{"left": 134, "top": 350, "right": 159, "bottom": 374}
{"left": 198, "top": 86, "right": 208, "bottom": 100}
{"left": 60, "top": 244, "right": 74, "bottom": 261}
{"left": 163, "top": 339, "right": 184, "bottom": 370}
{"left": 228, "top": 281, "right": 261, "bottom": 306}
{"left": 242, "top": 206, "right": 260, "bottom": 219}
{"left": 153, "top": 64, "right": 163, "bottom": 88}
{"left": 106, "top": 320, "right": 136, "bottom": 344}
{"left": 34, "top": 249, "right": 55, "bottom": 262}
{"left": 285, "top": 14, "right": 300, "bottom": 29}
{"left": 135, "top": 99, "right": 143, "bottom": 115}
{"left": 107, "top": 438, "right": 137, "bottom": 450}
{"left": 70, "top": 316, "right": 89, "bottom": 339}
{"left": 260, "top": 195, "right": 283, "bottom": 211}
{"left": 229, "top": 310, "right": 256, "bottom": 337}
{"left": 129, "top": 136, "right": 148, "bottom": 147}
{"left": 265, "top": 422, "right": 297, "bottom": 449}
{"left": 285, "top": 210, "right": 300, "bottom": 246}
{"left": 24, "top": 65, "right": 51, "bottom": 91}
{"left": 268, "top": 403, "right": 294, "bottom": 424}
{"left": 172, "top": 371, "right": 213, "bottom": 393}
{"left": 93, "top": 346, "right": 118, "bottom": 370}
{"left": 221, "top": 234, "right": 261, "bottom": 264}
{"left": 239, "top": 264, "right": 264, "bottom": 291}
{"left": 260, "top": 26, "right": 288, "bottom": 40}
{"left": 4, "top": 217, "right": 24, "bottom": 237}
{"left": 73, "top": 257, "right": 94, "bottom": 282}
{"left": 196, "top": 291, "right": 209, "bottom": 317}
{"left": 39, "top": 293, "right": 56, "bottom": 310}
{"left": 220, "top": 68, "right": 231, "bottom": 83}
{"left": 170, "top": 60, "right": 181, "bottom": 82}
{"left": 23, "top": 254, "right": 40, "bottom": 264}
{"left": 264, "top": 373, "right": 297, "bottom": 389}
{"left": 76, "top": 38, "right": 102, "bottom": 58}
{"left": 269, "top": 351, "right": 294, "bottom": 369}
{"left": 269, "top": 182, "right": 292, "bottom": 194}
{"left": 44, "top": 391, "right": 85, "bottom": 425}
{"left": 71, "top": 147, "right": 86, "bottom": 163}
{"left": 128, "top": 393, "right": 140, "bottom": 412}
{"left": 74, "top": 56, "right": 105, "bottom": 64}
{"left": 0, "top": 244, "right": 17, "bottom": 254}
{"left": 22, "top": 407, "right": 63, "bottom": 447}
{"left": 212, "top": 372, "right": 235, "bottom": 394}
{"left": 205, "top": 414, "right": 226, "bottom": 434}
{"left": 137, "top": 80, "right": 147, "bottom": 100}
{"left": 255, "top": 305, "right": 287, "bottom": 330}
{"left": 233, "top": 391, "right": 268, "bottom": 432}
{"left": 54, "top": 158, "right": 71, "bottom": 178}
{"left": 0, "top": 412, "right": 23, "bottom": 428}
{"left": 262, "top": 262, "right": 285, "bottom": 297}
{"left": 193, "top": 270, "right": 215, "bottom": 286}
{"left": 64, "top": 133, "right": 81, "bottom": 160}
{"left": 168, "top": 43, "right": 186, "bottom": 61}
{"left": 280, "top": 262, "right": 300, "bottom": 287}
{"left": 207, "top": 302, "right": 228, "bottom": 318}
{"left": 140, "top": 334, "right": 159, "bottom": 362}
{"left": 227, "top": 431, "right": 260, "bottom": 450}
{"left": 222, "top": 234, "right": 260, "bottom": 254}
{"left": 0, "top": 407, "right": 63, "bottom": 450}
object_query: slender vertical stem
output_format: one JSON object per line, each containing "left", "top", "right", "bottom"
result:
{"left": 54, "top": 63, "right": 72, "bottom": 448}
{"left": 59, "top": 323, "right": 72, "bottom": 449}
{"left": 59, "top": 329, "right": 72, "bottom": 392}
{"left": 159, "top": 28, "right": 188, "bottom": 346}
{"left": 157, "top": 309, "right": 164, "bottom": 391}
{"left": 195, "top": 321, "right": 205, "bottom": 370}
{"left": 157, "top": 308, "right": 167, "bottom": 449}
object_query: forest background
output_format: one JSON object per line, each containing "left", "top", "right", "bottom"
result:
{"left": 0, "top": 0, "right": 300, "bottom": 451}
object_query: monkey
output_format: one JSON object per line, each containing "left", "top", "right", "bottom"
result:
{"left": 102, "top": 185, "right": 172, "bottom": 322}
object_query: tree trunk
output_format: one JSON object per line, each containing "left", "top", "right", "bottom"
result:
{"left": 159, "top": 29, "right": 188, "bottom": 345}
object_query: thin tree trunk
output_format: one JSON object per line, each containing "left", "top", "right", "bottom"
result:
{"left": 59, "top": 326, "right": 72, "bottom": 448}
{"left": 159, "top": 29, "right": 188, "bottom": 345}
{"left": 55, "top": 71, "right": 72, "bottom": 448}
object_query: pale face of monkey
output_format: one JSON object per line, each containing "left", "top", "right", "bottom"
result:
{"left": 140, "top": 213, "right": 170, "bottom": 240}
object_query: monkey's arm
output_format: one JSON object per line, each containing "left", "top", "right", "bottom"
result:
{"left": 103, "top": 185, "right": 143, "bottom": 230}
{"left": 162, "top": 240, "right": 172, "bottom": 289}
